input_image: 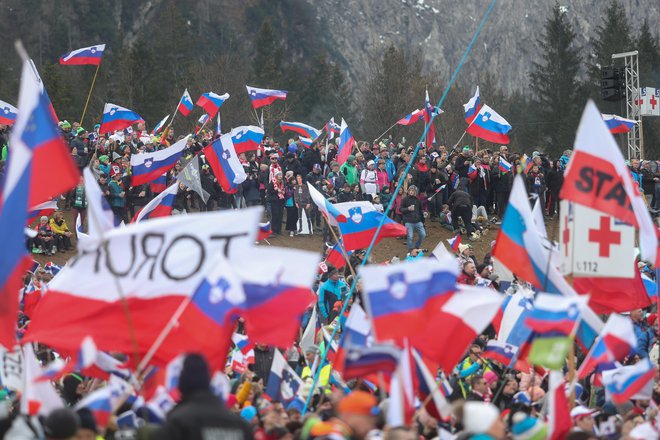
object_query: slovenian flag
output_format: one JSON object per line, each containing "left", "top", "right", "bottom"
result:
{"left": 130, "top": 135, "right": 189, "bottom": 186}
{"left": 397, "top": 109, "right": 424, "bottom": 126}
{"left": 336, "top": 201, "right": 407, "bottom": 251}
{"left": 151, "top": 114, "right": 169, "bottom": 135}
{"left": 325, "top": 241, "right": 352, "bottom": 270}
{"left": 99, "top": 103, "right": 144, "bottom": 135}
{"left": 246, "top": 85, "right": 288, "bottom": 109}
{"left": 602, "top": 358, "right": 655, "bottom": 404}
{"left": 498, "top": 157, "right": 512, "bottom": 173}
{"left": 150, "top": 174, "right": 167, "bottom": 194}
{"left": 59, "top": 44, "right": 106, "bottom": 66}
{"left": 464, "top": 86, "right": 482, "bottom": 124}
{"left": 257, "top": 222, "right": 271, "bottom": 241}
{"left": 466, "top": 104, "right": 512, "bottom": 144}
{"left": 0, "top": 100, "right": 18, "bottom": 126}
{"left": 279, "top": 121, "right": 321, "bottom": 140}
{"left": 524, "top": 293, "right": 585, "bottom": 336}
{"left": 27, "top": 200, "right": 59, "bottom": 224}
{"left": 361, "top": 257, "right": 458, "bottom": 345}
{"left": 602, "top": 114, "right": 637, "bottom": 134}
{"left": 196, "top": 92, "right": 229, "bottom": 117}
{"left": 177, "top": 89, "right": 194, "bottom": 117}
{"left": 336, "top": 118, "right": 355, "bottom": 166}
{"left": 132, "top": 182, "right": 179, "bottom": 223}
{"left": 230, "top": 126, "right": 265, "bottom": 154}
{"left": 202, "top": 132, "right": 247, "bottom": 194}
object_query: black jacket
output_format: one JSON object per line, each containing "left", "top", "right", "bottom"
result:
{"left": 400, "top": 195, "right": 422, "bottom": 223}
{"left": 156, "top": 390, "right": 253, "bottom": 440}
{"left": 448, "top": 190, "right": 473, "bottom": 209}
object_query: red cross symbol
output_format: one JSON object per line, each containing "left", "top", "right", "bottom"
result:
{"left": 650, "top": 95, "right": 658, "bottom": 110}
{"left": 588, "top": 216, "right": 621, "bottom": 258}
{"left": 563, "top": 216, "right": 570, "bottom": 257}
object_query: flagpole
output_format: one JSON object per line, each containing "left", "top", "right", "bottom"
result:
{"left": 79, "top": 63, "right": 101, "bottom": 126}
{"left": 373, "top": 121, "right": 399, "bottom": 144}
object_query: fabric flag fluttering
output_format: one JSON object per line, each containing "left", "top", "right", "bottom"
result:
{"left": 602, "top": 114, "right": 637, "bottom": 134}
{"left": 234, "top": 247, "right": 319, "bottom": 348}
{"left": 547, "top": 370, "right": 572, "bottom": 440}
{"left": 466, "top": 104, "right": 512, "bottom": 144}
{"left": 2, "top": 57, "right": 71, "bottom": 350}
{"left": 83, "top": 168, "right": 118, "bottom": 238}
{"left": 265, "top": 350, "right": 304, "bottom": 404}
{"left": 132, "top": 182, "right": 178, "bottom": 223}
{"left": 279, "top": 121, "right": 321, "bottom": 141}
{"left": 410, "top": 285, "right": 503, "bottom": 373}
{"left": 423, "top": 89, "right": 438, "bottom": 147}
{"left": 21, "top": 344, "right": 64, "bottom": 416}
{"left": 560, "top": 100, "right": 657, "bottom": 264}
{"left": 307, "top": 182, "right": 347, "bottom": 226}
{"left": 59, "top": 44, "right": 106, "bottom": 66}
{"left": 601, "top": 358, "right": 655, "bottom": 404}
{"left": 130, "top": 135, "right": 189, "bottom": 186}
{"left": 151, "top": 114, "right": 169, "bottom": 135}
{"left": 397, "top": 109, "right": 424, "bottom": 126}
{"left": 246, "top": 85, "right": 288, "bottom": 109}
{"left": 498, "top": 157, "right": 512, "bottom": 173}
{"left": 195, "top": 92, "right": 229, "bottom": 118}
{"left": 447, "top": 234, "right": 461, "bottom": 253}
{"left": 362, "top": 256, "right": 458, "bottom": 345}
{"left": 202, "top": 132, "right": 247, "bottom": 194}
{"left": 336, "top": 118, "right": 356, "bottom": 166}
{"left": 177, "top": 157, "right": 210, "bottom": 203}
{"left": 464, "top": 86, "right": 482, "bottom": 124}
{"left": 335, "top": 201, "right": 407, "bottom": 250}
{"left": 0, "top": 99, "right": 18, "bottom": 126}
{"left": 230, "top": 126, "right": 265, "bottom": 154}
{"left": 99, "top": 103, "right": 144, "bottom": 135}
{"left": 177, "top": 89, "right": 194, "bottom": 117}
{"left": 493, "top": 175, "right": 574, "bottom": 295}
{"left": 27, "top": 200, "right": 59, "bottom": 224}
{"left": 578, "top": 313, "right": 637, "bottom": 379}
{"left": 325, "top": 118, "right": 340, "bottom": 140}
{"left": 23, "top": 208, "right": 261, "bottom": 368}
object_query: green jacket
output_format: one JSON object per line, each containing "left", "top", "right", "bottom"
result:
{"left": 340, "top": 163, "right": 358, "bottom": 186}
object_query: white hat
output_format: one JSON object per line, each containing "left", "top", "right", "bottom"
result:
{"left": 463, "top": 402, "right": 500, "bottom": 434}
{"left": 570, "top": 405, "right": 598, "bottom": 419}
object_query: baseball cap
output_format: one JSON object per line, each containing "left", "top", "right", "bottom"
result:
{"left": 337, "top": 391, "right": 378, "bottom": 416}
{"left": 570, "top": 405, "right": 598, "bottom": 419}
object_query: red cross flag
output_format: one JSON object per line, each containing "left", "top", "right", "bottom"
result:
{"left": 560, "top": 201, "right": 650, "bottom": 314}
{"left": 559, "top": 201, "right": 635, "bottom": 277}
{"left": 640, "top": 87, "right": 660, "bottom": 116}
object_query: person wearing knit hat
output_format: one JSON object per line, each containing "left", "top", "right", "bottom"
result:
{"left": 510, "top": 412, "right": 547, "bottom": 440}
{"left": 42, "top": 408, "right": 80, "bottom": 439}
{"left": 340, "top": 155, "right": 359, "bottom": 187}
{"left": 155, "top": 353, "right": 253, "bottom": 439}
{"left": 458, "top": 401, "right": 506, "bottom": 439}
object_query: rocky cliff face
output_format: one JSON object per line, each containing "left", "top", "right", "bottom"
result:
{"left": 307, "top": 0, "right": 659, "bottom": 94}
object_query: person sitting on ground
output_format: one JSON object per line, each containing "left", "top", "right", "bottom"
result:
{"left": 49, "top": 211, "right": 72, "bottom": 252}
{"left": 34, "top": 216, "right": 57, "bottom": 255}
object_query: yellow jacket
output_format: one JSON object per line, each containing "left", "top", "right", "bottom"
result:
{"left": 49, "top": 218, "right": 70, "bottom": 235}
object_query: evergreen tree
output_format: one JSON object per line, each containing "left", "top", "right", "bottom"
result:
{"left": 529, "top": 2, "right": 582, "bottom": 153}
{"left": 588, "top": 0, "right": 633, "bottom": 104}
{"left": 253, "top": 21, "right": 284, "bottom": 88}
{"left": 636, "top": 20, "right": 660, "bottom": 86}
{"left": 362, "top": 45, "right": 427, "bottom": 141}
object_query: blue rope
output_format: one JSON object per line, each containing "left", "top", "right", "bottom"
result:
{"left": 301, "top": 0, "right": 498, "bottom": 414}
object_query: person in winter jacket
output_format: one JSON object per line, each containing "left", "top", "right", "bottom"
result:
{"left": 33, "top": 216, "right": 57, "bottom": 255}
{"left": 157, "top": 354, "right": 253, "bottom": 440}
{"left": 108, "top": 172, "right": 128, "bottom": 223}
{"left": 49, "top": 211, "right": 72, "bottom": 252}
{"left": 359, "top": 160, "right": 378, "bottom": 200}
{"left": 400, "top": 185, "right": 426, "bottom": 252}
{"left": 294, "top": 174, "right": 312, "bottom": 233}
{"left": 448, "top": 189, "right": 476, "bottom": 236}
{"left": 545, "top": 160, "right": 564, "bottom": 217}
{"left": 340, "top": 155, "right": 359, "bottom": 186}
{"left": 318, "top": 268, "right": 349, "bottom": 324}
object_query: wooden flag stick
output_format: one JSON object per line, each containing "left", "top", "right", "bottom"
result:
{"left": 80, "top": 63, "right": 101, "bottom": 126}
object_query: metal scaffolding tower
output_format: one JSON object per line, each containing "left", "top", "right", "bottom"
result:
{"left": 612, "top": 51, "right": 643, "bottom": 159}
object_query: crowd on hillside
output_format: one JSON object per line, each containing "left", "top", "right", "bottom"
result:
{"left": 0, "top": 119, "right": 660, "bottom": 440}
